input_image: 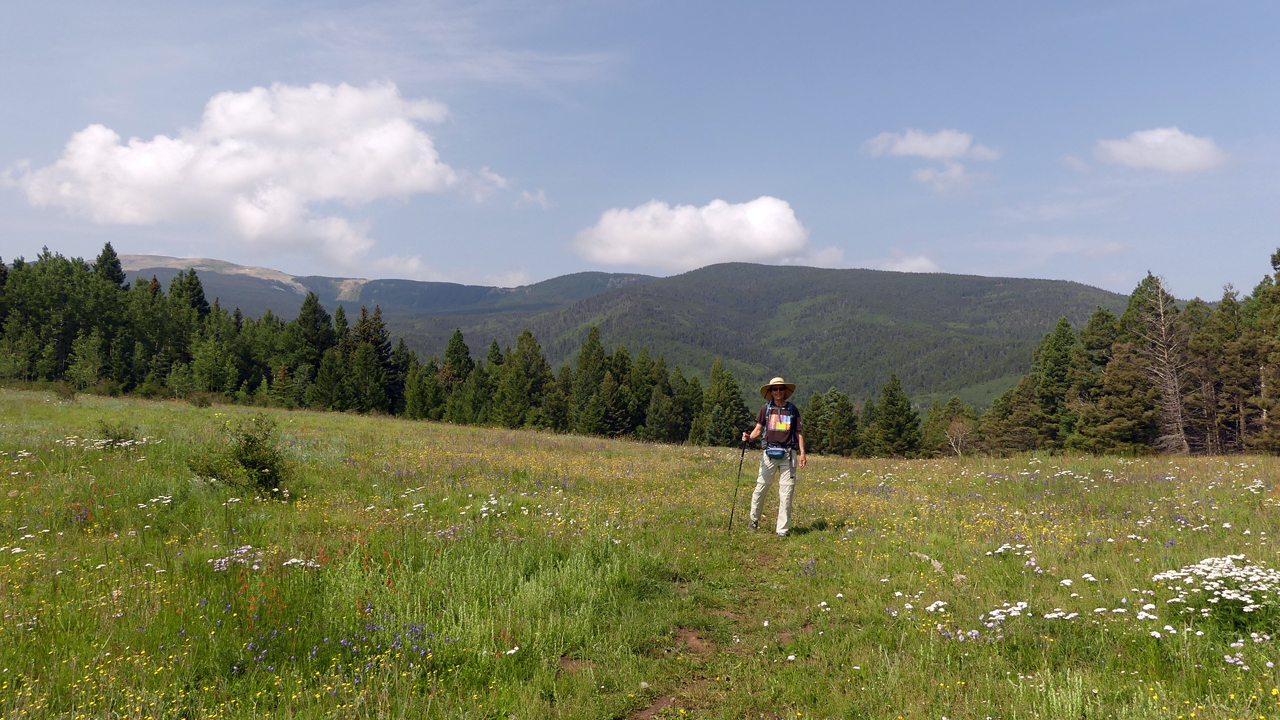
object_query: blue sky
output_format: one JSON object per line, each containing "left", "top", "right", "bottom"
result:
{"left": 1, "top": 1, "right": 1276, "bottom": 299}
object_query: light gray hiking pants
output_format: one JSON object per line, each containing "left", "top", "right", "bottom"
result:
{"left": 749, "top": 449, "right": 795, "bottom": 536}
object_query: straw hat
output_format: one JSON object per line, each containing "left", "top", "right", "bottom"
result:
{"left": 758, "top": 376, "right": 796, "bottom": 400}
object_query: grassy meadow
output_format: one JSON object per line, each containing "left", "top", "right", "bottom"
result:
{"left": 4, "top": 388, "right": 1280, "bottom": 719}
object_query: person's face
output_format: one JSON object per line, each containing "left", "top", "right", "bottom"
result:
{"left": 771, "top": 387, "right": 787, "bottom": 398}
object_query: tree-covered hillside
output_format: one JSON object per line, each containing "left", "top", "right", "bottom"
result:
{"left": 386, "top": 264, "right": 1129, "bottom": 408}
{"left": 122, "top": 254, "right": 1129, "bottom": 408}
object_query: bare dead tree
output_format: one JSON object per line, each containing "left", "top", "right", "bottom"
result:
{"left": 1131, "top": 275, "right": 1191, "bottom": 454}
{"left": 944, "top": 416, "right": 976, "bottom": 457}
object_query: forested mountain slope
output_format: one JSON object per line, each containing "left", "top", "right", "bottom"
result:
{"left": 394, "top": 264, "right": 1129, "bottom": 408}
{"left": 121, "top": 255, "right": 1128, "bottom": 408}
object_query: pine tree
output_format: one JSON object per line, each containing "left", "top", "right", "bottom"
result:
{"left": 386, "top": 338, "right": 415, "bottom": 414}
{"left": 307, "top": 348, "right": 347, "bottom": 410}
{"left": 93, "top": 242, "right": 128, "bottom": 289}
{"left": 404, "top": 359, "right": 446, "bottom": 421}
{"left": 639, "top": 385, "right": 679, "bottom": 442}
{"left": 492, "top": 342, "right": 532, "bottom": 429}
{"left": 284, "top": 292, "right": 334, "bottom": 368}
{"left": 348, "top": 343, "right": 389, "bottom": 414}
{"left": 599, "top": 371, "right": 630, "bottom": 436}
{"left": 695, "top": 359, "right": 751, "bottom": 444}
{"left": 486, "top": 339, "right": 504, "bottom": 368}
{"left": 445, "top": 364, "right": 492, "bottom": 425}
{"left": 921, "top": 401, "right": 948, "bottom": 456}
{"left": 804, "top": 391, "right": 827, "bottom": 454}
{"left": 979, "top": 377, "right": 1047, "bottom": 454}
{"left": 353, "top": 305, "right": 392, "bottom": 370}
{"left": 628, "top": 348, "right": 657, "bottom": 431}
{"left": 333, "top": 305, "right": 350, "bottom": 342}
{"left": 442, "top": 329, "right": 474, "bottom": 389}
{"left": 702, "top": 404, "right": 736, "bottom": 447}
{"left": 534, "top": 365, "right": 572, "bottom": 432}
{"left": 1068, "top": 341, "right": 1159, "bottom": 454}
{"left": 544, "top": 365, "right": 574, "bottom": 432}
{"left": 575, "top": 392, "right": 606, "bottom": 436}
{"left": 573, "top": 327, "right": 607, "bottom": 420}
{"left": 670, "top": 369, "right": 701, "bottom": 443}
{"left": 493, "top": 329, "right": 553, "bottom": 429}
{"left": 1033, "top": 317, "right": 1079, "bottom": 446}
{"left": 168, "top": 269, "right": 210, "bottom": 319}
{"left": 863, "top": 374, "right": 921, "bottom": 457}
{"left": 821, "top": 389, "right": 859, "bottom": 456}
{"left": 609, "top": 345, "right": 633, "bottom": 426}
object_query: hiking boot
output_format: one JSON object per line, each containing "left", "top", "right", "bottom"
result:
{"left": 749, "top": 520, "right": 759, "bottom": 531}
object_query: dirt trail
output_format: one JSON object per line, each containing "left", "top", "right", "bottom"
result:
{"left": 628, "top": 531, "right": 791, "bottom": 718}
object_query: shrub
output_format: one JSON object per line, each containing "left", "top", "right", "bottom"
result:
{"left": 96, "top": 420, "right": 140, "bottom": 448}
{"left": 187, "top": 415, "right": 290, "bottom": 494}
{"left": 50, "top": 381, "right": 77, "bottom": 403}
{"left": 187, "top": 391, "right": 216, "bottom": 408}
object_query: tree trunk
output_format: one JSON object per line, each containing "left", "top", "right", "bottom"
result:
{"left": 1134, "top": 276, "right": 1191, "bottom": 454}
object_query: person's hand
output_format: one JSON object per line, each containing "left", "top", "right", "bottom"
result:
{"left": 741, "top": 431, "right": 749, "bottom": 443}
{"left": 797, "top": 452, "right": 807, "bottom": 469}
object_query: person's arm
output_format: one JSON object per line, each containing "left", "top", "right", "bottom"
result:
{"left": 742, "top": 422, "right": 763, "bottom": 444}
{"left": 796, "top": 432, "right": 807, "bottom": 469}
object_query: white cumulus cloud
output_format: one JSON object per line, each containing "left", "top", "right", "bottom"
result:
{"left": 867, "top": 251, "right": 941, "bottom": 274}
{"left": 11, "top": 81, "right": 503, "bottom": 272}
{"left": 1093, "top": 127, "right": 1227, "bottom": 173}
{"left": 572, "top": 196, "right": 836, "bottom": 272}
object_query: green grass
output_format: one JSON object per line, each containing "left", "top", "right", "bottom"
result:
{"left": 2, "top": 388, "right": 1280, "bottom": 718}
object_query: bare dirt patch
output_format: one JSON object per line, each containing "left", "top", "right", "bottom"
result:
{"left": 630, "top": 695, "right": 675, "bottom": 719}
{"left": 556, "top": 657, "right": 594, "bottom": 678}
{"left": 676, "top": 627, "right": 711, "bottom": 655}
{"left": 628, "top": 680, "right": 709, "bottom": 720}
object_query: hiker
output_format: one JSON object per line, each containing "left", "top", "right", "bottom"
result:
{"left": 741, "top": 377, "right": 807, "bottom": 536}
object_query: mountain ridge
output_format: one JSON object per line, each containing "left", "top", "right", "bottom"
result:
{"left": 120, "top": 254, "right": 1129, "bottom": 409}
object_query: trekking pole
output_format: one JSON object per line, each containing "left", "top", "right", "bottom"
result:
{"left": 728, "top": 436, "right": 749, "bottom": 533}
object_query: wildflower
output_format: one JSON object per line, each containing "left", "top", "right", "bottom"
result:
{"left": 1060, "top": 579, "right": 1072, "bottom": 586}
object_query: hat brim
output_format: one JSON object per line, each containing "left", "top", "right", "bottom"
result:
{"left": 759, "top": 382, "right": 797, "bottom": 400}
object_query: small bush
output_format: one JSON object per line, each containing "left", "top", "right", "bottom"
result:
{"left": 50, "top": 381, "right": 77, "bottom": 403}
{"left": 96, "top": 420, "right": 141, "bottom": 448}
{"left": 187, "top": 391, "right": 216, "bottom": 408}
{"left": 188, "top": 415, "right": 290, "bottom": 494}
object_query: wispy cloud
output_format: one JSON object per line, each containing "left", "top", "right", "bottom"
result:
{"left": 866, "top": 128, "right": 999, "bottom": 192}
{"left": 975, "top": 235, "right": 1125, "bottom": 270}
{"left": 912, "top": 162, "right": 973, "bottom": 192}
{"left": 865, "top": 128, "right": 999, "bottom": 161}
{"left": 298, "top": 1, "right": 619, "bottom": 91}
{"left": 516, "top": 189, "right": 551, "bottom": 209}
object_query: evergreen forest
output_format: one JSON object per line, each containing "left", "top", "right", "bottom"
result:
{"left": 7, "top": 243, "right": 1280, "bottom": 458}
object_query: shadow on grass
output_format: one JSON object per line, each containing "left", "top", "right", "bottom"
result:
{"left": 788, "top": 517, "right": 848, "bottom": 536}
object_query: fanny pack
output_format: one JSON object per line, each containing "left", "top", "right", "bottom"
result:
{"left": 764, "top": 445, "right": 789, "bottom": 459}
